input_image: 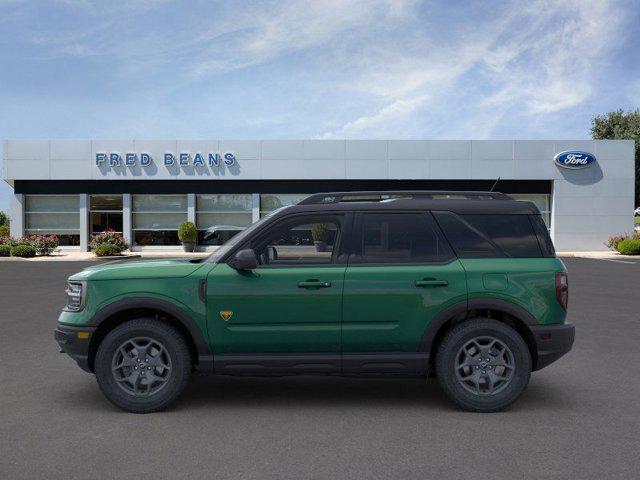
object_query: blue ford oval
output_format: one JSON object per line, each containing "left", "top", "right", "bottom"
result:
{"left": 554, "top": 150, "right": 596, "bottom": 169}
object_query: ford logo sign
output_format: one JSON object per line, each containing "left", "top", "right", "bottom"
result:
{"left": 553, "top": 150, "right": 595, "bottom": 169}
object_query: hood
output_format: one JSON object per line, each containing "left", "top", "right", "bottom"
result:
{"left": 69, "top": 258, "right": 207, "bottom": 281}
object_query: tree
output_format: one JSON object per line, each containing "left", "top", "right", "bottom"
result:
{"left": 591, "top": 109, "right": 640, "bottom": 206}
{"left": 0, "top": 211, "right": 8, "bottom": 226}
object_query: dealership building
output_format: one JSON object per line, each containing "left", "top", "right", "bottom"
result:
{"left": 2, "top": 139, "right": 635, "bottom": 251}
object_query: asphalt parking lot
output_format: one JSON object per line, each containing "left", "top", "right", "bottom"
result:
{"left": 1, "top": 258, "right": 639, "bottom": 480}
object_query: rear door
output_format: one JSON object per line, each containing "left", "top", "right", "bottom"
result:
{"left": 341, "top": 211, "right": 467, "bottom": 372}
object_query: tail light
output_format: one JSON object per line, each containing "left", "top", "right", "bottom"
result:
{"left": 555, "top": 272, "right": 568, "bottom": 310}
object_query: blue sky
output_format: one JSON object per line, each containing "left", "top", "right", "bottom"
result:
{"left": 1, "top": 0, "right": 639, "bottom": 213}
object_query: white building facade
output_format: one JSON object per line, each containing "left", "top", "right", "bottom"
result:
{"left": 2, "top": 139, "right": 635, "bottom": 251}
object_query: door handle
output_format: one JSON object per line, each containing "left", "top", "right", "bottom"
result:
{"left": 415, "top": 278, "right": 448, "bottom": 287}
{"left": 298, "top": 280, "right": 332, "bottom": 288}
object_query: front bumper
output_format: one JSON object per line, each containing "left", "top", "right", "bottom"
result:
{"left": 530, "top": 322, "right": 575, "bottom": 371}
{"left": 54, "top": 324, "right": 96, "bottom": 373}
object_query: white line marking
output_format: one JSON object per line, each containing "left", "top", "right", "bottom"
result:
{"left": 597, "top": 258, "right": 637, "bottom": 264}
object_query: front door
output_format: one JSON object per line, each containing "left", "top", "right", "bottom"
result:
{"left": 341, "top": 211, "right": 467, "bottom": 373}
{"left": 207, "top": 213, "right": 348, "bottom": 372}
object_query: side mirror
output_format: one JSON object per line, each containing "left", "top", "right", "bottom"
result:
{"left": 233, "top": 249, "right": 257, "bottom": 270}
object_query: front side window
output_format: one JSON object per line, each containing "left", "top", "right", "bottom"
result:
{"left": 248, "top": 215, "right": 342, "bottom": 266}
{"left": 353, "top": 212, "right": 454, "bottom": 264}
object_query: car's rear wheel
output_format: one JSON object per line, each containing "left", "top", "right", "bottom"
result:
{"left": 95, "top": 318, "right": 191, "bottom": 413}
{"left": 435, "top": 318, "right": 531, "bottom": 412}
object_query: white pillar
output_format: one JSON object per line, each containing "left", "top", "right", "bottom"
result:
{"left": 79, "top": 194, "right": 89, "bottom": 251}
{"left": 10, "top": 193, "right": 24, "bottom": 238}
{"left": 187, "top": 193, "right": 196, "bottom": 224}
{"left": 123, "top": 194, "right": 132, "bottom": 247}
{"left": 252, "top": 193, "right": 260, "bottom": 222}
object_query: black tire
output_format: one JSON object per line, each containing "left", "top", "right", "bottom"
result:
{"left": 435, "top": 318, "right": 531, "bottom": 412}
{"left": 95, "top": 318, "right": 191, "bottom": 413}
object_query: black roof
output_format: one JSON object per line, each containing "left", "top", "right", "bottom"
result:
{"left": 276, "top": 191, "right": 540, "bottom": 216}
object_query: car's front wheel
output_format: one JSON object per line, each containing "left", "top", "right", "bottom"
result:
{"left": 94, "top": 318, "right": 191, "bottom": 413}
{"left": 435, "top": 318, "right": 531, "bottom": 412}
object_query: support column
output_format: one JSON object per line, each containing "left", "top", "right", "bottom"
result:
{"left": 187, "top": 193, "right": 196, "bottom": 224}
{"left": 79, "top": 194, "right": 89, "bottom": 251}
{"left": 549, "top": 180, "right": 556, "bottom": 244}
{"left": 10, "top": 193, "right": 24, "bottom": 238}
{"left": 252, "top": 193, "right": 260, "bottom": 223}
{"left": 123, "top": 194, "right": 132, "bottom": 247}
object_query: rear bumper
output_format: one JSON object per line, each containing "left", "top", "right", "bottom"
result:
{"left": 54, "top": 324, "right": 96, "bottom": 373}
{"left": 530, "top": 322, "right": 575, "bottom": 371}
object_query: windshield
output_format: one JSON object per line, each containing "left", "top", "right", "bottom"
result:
{"left": 204, "top": 206, "right": 292, "bottom": 263}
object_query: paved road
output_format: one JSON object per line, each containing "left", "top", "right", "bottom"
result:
{"left": 1, "top": 258, "right": 639, "bottom": 479}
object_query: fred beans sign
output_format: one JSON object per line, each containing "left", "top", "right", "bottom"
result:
{"left": 95, "top": 152, "right": 236, "bottom": 168}
{"left": 553, "top": 151, "right": 595, "bottom": 170}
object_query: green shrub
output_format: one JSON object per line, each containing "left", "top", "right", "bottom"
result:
{"left": 0, "top": 236, "right": 18, "bottom": 247}
{"left": 178, "top": 221, "right": 197, "bottom": 243}
{"left": 90, "top": 230, "right": 128, "bottom": 252}
{"left": 616, "top": 238, "right": 640, "bottom": 255}
{"left": 0, "top": 224, "right": 9, "bottom": 238}
{"left": 0, "top": 244, "right": 11, "bottom": 257}
{"left": 27, "top": 234, "right": 59, "bottom": 255}
{"left": 10, "top": 244, "right": 36, "bottom": 258}
{"left": 94, "top": 243, "right": 125, "bottom": 257}
{"left": 311, "top": 223, "right": 328, "bottom": 242}
{"left": 604, "top": 234, "right": 627, "bottom": 251}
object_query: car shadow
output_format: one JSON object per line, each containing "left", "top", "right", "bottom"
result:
{"left": 52, "top": 373, "right": 573, "bottom": 414}
{"left": 173, "top": 374, "right": 572, "bottom": 413}
{"left": 178, "top": 375, "right": 450, "bottom": 410}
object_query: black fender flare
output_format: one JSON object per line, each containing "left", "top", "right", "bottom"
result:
{"left": 88, "top": 297, "right": 213, "bottom": 371}
{"left": 419, "top": 298, "right": 537, "bottom": 353}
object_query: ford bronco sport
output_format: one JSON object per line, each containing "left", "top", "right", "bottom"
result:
{"left": 55, "top": 191, "right": 574, "bottom": 413}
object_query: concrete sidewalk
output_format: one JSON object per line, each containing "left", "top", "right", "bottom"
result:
{"left": 0, "top": 251, "right": 210, "bottom": 261}
{"left": 1, "top": 249, "right": 637, "bottom": 261}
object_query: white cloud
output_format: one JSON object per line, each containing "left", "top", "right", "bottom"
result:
{"left": 189, "top": 0, "right": 414, "bottom": 77}
{"left": 2, "top": 0, "right": 629, "bottom": 140}
{"left": 322, "top": 0, "right": 625, "bottom": 138}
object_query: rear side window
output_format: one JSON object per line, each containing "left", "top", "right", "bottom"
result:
{"left": 433, "top": 212, "right": 543, "bottom": 258}
{"left": 353, "top": 212, "right": 454, "bottom": 264}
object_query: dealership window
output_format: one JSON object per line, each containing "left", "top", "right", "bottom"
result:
{"left": 259, "top": 194, "right": 309, "bottom": 218}
{"left": 24, "top": 195, "right": 80, "bottom": 246}
{"left": 196, "top": 194, "right": 252, "bottom": 245}
{"left": 132, "top": 195, "right": 187, "bottom": 246}
{"left": 90, "top": 195, "right": 123, "bottom": 235}
{"left": 511, "top": 194, "right": 551, "bottom": 228}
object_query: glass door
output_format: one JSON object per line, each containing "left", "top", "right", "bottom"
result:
{"left": 90, "top": 195, "right": 123, "bottom": 235}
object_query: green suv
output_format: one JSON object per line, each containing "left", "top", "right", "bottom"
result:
{"left": 55, "top": 191, "right": 574, "bottom": 413}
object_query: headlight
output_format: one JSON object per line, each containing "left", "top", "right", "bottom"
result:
{"left": 64, "top": 281, "right": 86, "bottom": 312}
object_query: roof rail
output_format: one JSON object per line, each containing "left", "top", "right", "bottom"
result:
{"left": 298, "top": 191, "right": 511, "bottom": 205}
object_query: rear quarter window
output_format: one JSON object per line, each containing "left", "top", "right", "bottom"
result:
{"left": 433, "top": 212, "right": 543, "bottom": 258}
{"left": 529, "top": 214, "right": 556, "bottom": 257}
